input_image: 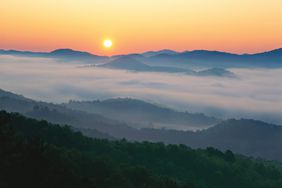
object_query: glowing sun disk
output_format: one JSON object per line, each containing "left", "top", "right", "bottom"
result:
{"left": 104, "top": 39, "right": 113, "bottom": 48}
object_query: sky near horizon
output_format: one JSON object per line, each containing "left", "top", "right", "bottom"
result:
{"left": 1, "top": 0, "right": 282, "bottom": 55}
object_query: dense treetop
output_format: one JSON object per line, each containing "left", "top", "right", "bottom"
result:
{"left": 1, "top": 110, "right": 282, "bottom": 188}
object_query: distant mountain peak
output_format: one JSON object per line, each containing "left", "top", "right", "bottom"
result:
{"left": 264, "top": 48, "right": 282, "bottom": 53}
{"left": 180, "top": 50, "right": 237, "bottom": 56}
{"left": 50, "top": 48, "right": 95, "bottom": 56}
{"left": 114, "top": 56, "right": 140, "bottom": 62}
{"left": 255, "top": 48, "right": 282, "bottom": 56}
{"left": 142, "top": 49, "right": 178, "bottom": 57}
{"left": 47, "top": 48, "right": 109, "bottom": 63}
{"left": 50, "top": 48, "right": 75, "bottom": 53}
{"left": 197, "top": 68, "right": 237, "bottom": 78}
{"left": 0, "top": 88, "right": 28, "bottom": 100}
{"left": 101, "top": 56, "right": 150, "bottom": 70}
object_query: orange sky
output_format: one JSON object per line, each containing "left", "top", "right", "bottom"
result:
{"left": 1, "top": 0, "right": 282, "bottom": 55}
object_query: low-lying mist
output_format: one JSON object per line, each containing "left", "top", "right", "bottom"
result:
{"left": 0, "top": 55, "right": 281, "bottom": 124}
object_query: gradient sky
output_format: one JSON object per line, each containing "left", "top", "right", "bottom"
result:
{"left": 1, "top": 0, "right": 282, "bottom": 55}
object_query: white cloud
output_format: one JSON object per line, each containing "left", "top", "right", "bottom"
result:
{"left": 0, "top": 55, "right": 281, "bottom": 124}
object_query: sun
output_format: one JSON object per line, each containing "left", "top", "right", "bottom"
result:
{"left": 103, "top": 39, "right": 113, "bottom": 48}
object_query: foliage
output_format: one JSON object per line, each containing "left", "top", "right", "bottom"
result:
{"left": 1, "top": 111, "right": 282, "bottom": 188}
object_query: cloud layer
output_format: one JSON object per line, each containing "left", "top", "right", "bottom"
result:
{"left": 0, "top": 55, "right": 281, "bottom": 124}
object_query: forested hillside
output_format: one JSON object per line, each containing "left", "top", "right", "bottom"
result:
{"left": 1, "top": 89, "right": 282, "bottom": 162}
{"left": 65, "top": 98, "right": 219, "bottom": 129}
{"left": 1, "top": 111, "right": 282, "bottom": 188}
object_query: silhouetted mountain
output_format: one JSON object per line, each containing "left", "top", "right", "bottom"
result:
{"left": 0, "top": 89, "right": 124, "bottom": 139}
{"left": 199, "top": 119, "right": 282, "bottom": 161}
{"left": 250, "top": 48, "right": 282, "bottom": 58}
{"left": 0, "top": 88, "right": 27, "bottom": 100}
{"left": 146, "top": 49, "right": 282, "bottom": 68}
{"left": 101, "top": 56, "right": 194, "bottom": 73}
{"left": 197, "top": 119, "right": 282, "bottom": 159}
{"left": 49, "top": 48, "right": 94, "bottom": 57}
{"left": 0, "top": 89, "right": 217, "bottom": 132}
{"left": 65, "top": 98, "right": 220, "bottom": 130}
{"left": 101, "top": 56, "right": 151, "bottom": 71}
{"left": 101, "top": 56, "right": 236, "bottom": 77}
{"left": 2, "top": 47, "right": 281, "bottom": 67}
{"left": 127, "top": 119, "right": 282, "bottom": 161}
{"left": 0, "top": 48, "right": 108, "bottom": 63}
{"left": 142, "top": 49, "right": 178, "bottom": 57}
{"left": 0, "top": 49, "right": 47, "bottom": 57}
{"left": 197, "top": 68, "right": 236, "bottom": 78}
{"left": 48, "top": 48, "right": 107, "bottom": 62}
{"left": 111, "top": 53, "right": 145, "bottom": 60}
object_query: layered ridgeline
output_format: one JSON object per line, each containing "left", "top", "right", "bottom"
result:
{"left": 0, "top": 48, "right": 108, "bottom": 63}
{"left": 1, "top": 111, "right": 282, "bottom": 188}
{"left": 141, "top": 48, "right": 282, "bottom": 68}
{"left": 0, "top": 88, "right": 218, "bottom": 132}
{"left": 99, "top": 56, "right": 236, "bottom": 77}
{"left": 1, "top": 88, "right": 282, "bottom": 162}
{"left": 64, "top": 98, "right": 219, "bottom": 130}
{"left": 1, "top": 48, "right": 282, "bottom": 68}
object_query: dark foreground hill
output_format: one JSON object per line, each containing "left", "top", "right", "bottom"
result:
{"left": 1, "top": 111, "right": 282, "bottom": 188}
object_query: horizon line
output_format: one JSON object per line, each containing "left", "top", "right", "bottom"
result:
{"left": 0, "top": 47, "right": 282, "bottom": 57}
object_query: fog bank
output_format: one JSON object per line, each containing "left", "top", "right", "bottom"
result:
{"left": 0, "top": 55, "right": 281, "bottom": 124}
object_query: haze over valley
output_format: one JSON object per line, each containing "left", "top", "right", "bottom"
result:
{"left": 0, "top": 48, "right": 282, "bottom": 162}
{"left": 1, "top": 1, "right": 282, "bottom": 187}
{"left": 0, "top": 50, "right": 281, "bottom": 125}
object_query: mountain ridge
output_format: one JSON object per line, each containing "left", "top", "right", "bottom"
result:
{"left": 2, "top": 88, "right": 282, "bottom": 161}
{"left": 0, "top": 48, "right": 108, "bottom": 63}
{"left": 101, "top": 56, "right": 236, "bottom": 77}
{"left": 1, "top": 47, "right": 282, "bottom": 58}
{"left": 1, "top": 47, "right": 281, "bottom": 67}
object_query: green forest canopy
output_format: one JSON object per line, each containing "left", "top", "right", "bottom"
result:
{"left": 1, "top": 110, "right": 282, "bottom": 188}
